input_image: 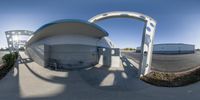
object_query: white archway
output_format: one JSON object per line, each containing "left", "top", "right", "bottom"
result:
{"left": 89, "top": 11, "right": 157, "bottom": 77}
{"left": 5, "top": 30, "right": 33, "bottom": 53}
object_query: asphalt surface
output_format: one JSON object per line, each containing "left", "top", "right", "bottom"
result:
{"left": 1, "top": 52, "right": 200, "bottom": 100}
{"left": 122, "top": 51, "right": 200, "bottom": 72}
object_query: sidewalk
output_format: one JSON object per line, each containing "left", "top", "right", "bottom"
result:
{"left": 0, "top": 52, "right": 200, "bottom": 100}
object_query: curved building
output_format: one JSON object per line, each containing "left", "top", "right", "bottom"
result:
{"left": 25, "top": 11, "right": 157, "bottom": 77}
{"left": 25, "top": 19, "right": 117, "bottom": 69}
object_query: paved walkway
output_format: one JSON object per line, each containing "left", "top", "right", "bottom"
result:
{"left": 0, "top": 52, "right": 200, "bottom": 100}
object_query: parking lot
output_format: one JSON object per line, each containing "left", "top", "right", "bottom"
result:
{"left": 122, "top": 51, "right": 200, "bottom": 72}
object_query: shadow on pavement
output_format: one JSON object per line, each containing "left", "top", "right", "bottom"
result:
{"left": 79, "top": 56, "right": 149, "bottom": 91}
{"left": 1, "top": 53, "right": 150, "bottom": 100}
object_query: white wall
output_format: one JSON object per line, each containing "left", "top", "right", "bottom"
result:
{"left": 49, "top": 44, "right": 98, "bottom": 68}
{"left": 26, "top": 34, "right": 117, "bottom": 68}
{"left": 26, "top": 43, "right": 45, "bottom": 66}
{"left": 29, "top": 34, "right": 113, "bottom": 48}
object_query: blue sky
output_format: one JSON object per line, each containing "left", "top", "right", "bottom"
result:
{"left": 0, "top": 0, "right": 200, "bottom": 48}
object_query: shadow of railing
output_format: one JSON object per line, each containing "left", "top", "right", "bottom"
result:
{"left": 78, "top": 56, "right": 149, "bottom": 91}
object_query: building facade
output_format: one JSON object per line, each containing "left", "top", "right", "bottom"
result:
{"left": 136, "top": 43, "right": 195, "bottom": 54}
{"left": 153, "top": 43, "right": 195, "bottom": 54}
{"left": 24, "top": 11, "right": 157, "bottom": 77}
{"left": 25, "top": 19, "right": 120, "bottom": 69}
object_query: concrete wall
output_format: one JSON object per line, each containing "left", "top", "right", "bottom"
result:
{"left": 26, "top": 34, "right": 120, "bottom": 68}
{"left": 98, "top": 48, "right": 121, "bottom": 67}
{"left": 26, "top": 44, "right": 122, "bottom": 69}
{"left": 97, "top": 37, "right": 115, "bottom": 48}
{"left": 26, "top": 43, "right": 98, "bottom": 69}
{"left": 49, "top": 44, "right": 98, "bottom": 68}
{"left": 26, "top": 42, "right": 45, "bottom": 66}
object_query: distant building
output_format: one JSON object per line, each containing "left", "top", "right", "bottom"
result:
{"left": 136, "top": 47, "right": 141, "bottom": 53}
{"left": 136, "top": 43, "right": 195, "bottom": 54}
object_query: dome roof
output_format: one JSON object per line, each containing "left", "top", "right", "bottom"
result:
{"left": 27, "top": 19, "right": 109, "bottom": 45}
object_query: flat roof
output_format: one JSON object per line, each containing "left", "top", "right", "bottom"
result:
{"left": 154, "top": 43, "right": 195, "bottom": 46}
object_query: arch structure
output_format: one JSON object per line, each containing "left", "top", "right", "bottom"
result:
{"left": 5, "top": 30, "right": 33, "bottom": 52}
{"left": 88, "top": 11, "right": 157, "bottom": 77}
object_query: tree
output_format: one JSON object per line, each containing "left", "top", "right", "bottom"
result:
{"left": 123, "top": 48, "right": 135, "bottom": 51}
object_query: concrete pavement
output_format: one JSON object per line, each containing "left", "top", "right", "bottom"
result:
{"left": 0, "top": 52, "right": 200, "bottom": 100}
